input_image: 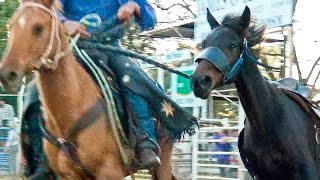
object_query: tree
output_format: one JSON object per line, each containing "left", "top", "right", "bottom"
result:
{"left": 0, "top": 0, "right": 19, "bottom": 57}
{"left": 122, "top": 0, "right": 196, "bottom": 55}
{"left": 0, "top": 1, "right": 19, "bottom": 112}
{"left": 122, "top": 23, "right": 156, "bottom": 55}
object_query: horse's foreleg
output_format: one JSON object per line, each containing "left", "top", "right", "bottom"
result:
{"left": 95, "top": 157, "right": 127, "bottom": 180}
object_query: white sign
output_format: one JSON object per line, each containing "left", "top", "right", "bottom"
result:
{"left": 195, "top": 0, "right": 294, "bottom": 42}
{"left": 140, "top": 49, "right": 192, "bottom": 68}
{"left": 162, "top": 49, "right": 192, "bottom": 63}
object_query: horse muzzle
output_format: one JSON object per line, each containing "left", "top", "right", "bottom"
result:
{"left": 191, "top": 74, "right": 214, "bottom": 99}
{"left": 0, "top": 68, "right": 23, "bottom": 93}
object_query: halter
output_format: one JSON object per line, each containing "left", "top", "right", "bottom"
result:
{"left": 194, "top": 40, "right": 247, "bottom": 85}
{"left": 195, "top": 39, "right": 280, "bottom": 85}
{"left": 10, "top": 2, "right": 69, "bottom": 70}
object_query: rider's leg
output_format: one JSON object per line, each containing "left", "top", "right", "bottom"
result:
{"left": 123, "top": 88, "right": 160, "bottom": 168}
{"left": 76, "top": 40, "right": 161, "bottom": 168}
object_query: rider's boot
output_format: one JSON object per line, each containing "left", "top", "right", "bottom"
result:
{"left": 124, "top": 89, "right": 161, "bottom": 169}
{"left": 136, "top": 137, "right": 161, "bottom": 169}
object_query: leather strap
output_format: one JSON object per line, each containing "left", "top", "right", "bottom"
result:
{"left": 67, "top": 98, "right": 106, "bottom": 143}
{"left": 39, "top": 99, "right": 106, "bottom": 178}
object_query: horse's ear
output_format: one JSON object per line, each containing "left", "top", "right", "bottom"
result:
{"left": 240, "top": 6, "right": 251, "bottom": 29}
{"left": 42, "top": 0, "right": 55, "bottom": 8}
{"left": 207, "top": 8, "right": 220, "bottom": 30}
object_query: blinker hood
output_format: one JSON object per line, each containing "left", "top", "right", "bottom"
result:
{"left": 194, "top": 47, "right": 230, "bottom": 76}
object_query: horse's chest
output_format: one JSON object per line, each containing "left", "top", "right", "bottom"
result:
{"left": 243, "top": 136, "right": 297, "bottom": 179}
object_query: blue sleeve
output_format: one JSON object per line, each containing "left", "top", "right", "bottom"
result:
{"left": 133, "top": 0, "right": 157, "bottom": 31}
{"left": 56, "top": 0, "right": 68, "bottom": 23}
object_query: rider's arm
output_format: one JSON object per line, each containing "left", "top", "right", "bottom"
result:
{"left": 132, "top": 0, "right": 157, "bottom": 31}
{"left": 55, "top": 0, "right": 90, "bottom": 38}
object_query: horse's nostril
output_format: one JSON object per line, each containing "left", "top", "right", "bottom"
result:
{"left": 199, "top": 76, "right": 212, "bottom": 88}
{"left": 7, "top": 71, "right": 18, "bottom": 81}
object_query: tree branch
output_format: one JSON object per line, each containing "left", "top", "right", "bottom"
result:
{"left": 152, "top": 3, "right": 177, "bottom": 11}
{"left": 306, "top": 56, "right": 320, "bottom": 84}
{"left": 152, "top": 1, "right": 196, "bottom": 18}
{"left": 312, "top": 69, "right": 320, "bottom": 90}
{"left": 180, "top": 0, "right": 196, "bottom": 17}
{"left": 292, "top": 45, "right": 303, "bottom": 83}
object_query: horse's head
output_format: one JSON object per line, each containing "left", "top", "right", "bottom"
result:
{"left": 0, "top": 0, "right": 64, "bottom": 93}
{"left": 191, "top": 6, "right": 265, "bottom": 99}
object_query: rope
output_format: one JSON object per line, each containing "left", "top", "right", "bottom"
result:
{"left": 78, "top": 41, "right": 192, "bottom": 79}
{"left": 71, "top": 34, "right": 129, "bottom": 165}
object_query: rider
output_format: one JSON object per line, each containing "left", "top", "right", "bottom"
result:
{"left": 57, "top": 0, "right": 160, "bottom": 168}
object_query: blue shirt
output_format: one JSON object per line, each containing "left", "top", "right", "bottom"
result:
{"left": 58, "top": 0, "right": 157, "bottom": 31}
{"left": 213, "top": 134, "right": 232, "bottom": 161}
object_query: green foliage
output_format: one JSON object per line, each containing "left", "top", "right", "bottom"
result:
{"left": 211, "top": 99, "right": 238, "bottom": 120}
{"left": 122, "top": 23, "right": 156, "bottom": 56}
{"left": 0, "top": 0, "right": 19, "bottom": 57}
{"left": 0, "top": 1, "right": 20, "bottom": 113}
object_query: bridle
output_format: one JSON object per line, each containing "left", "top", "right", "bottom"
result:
{"left": 194, "top": 39, "right": 247, "bottom": 85}
{"left": 195, "top": 38, "right": 280, "bottom": 85}
{"left": 9, "top": 2, "right": 69, "bottom": 70}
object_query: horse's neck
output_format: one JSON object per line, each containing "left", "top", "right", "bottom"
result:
{"left": 235, "top": 58, "right": 275, "bottom": 133}
{"left": 37, "top": 47, "right": 101, "bottom": 136}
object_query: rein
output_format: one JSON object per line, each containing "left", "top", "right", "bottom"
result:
{"left": 11, "top": 2, "right": 69, "bottom": 70}
{"left": 75, "top": 41, "right": 192, "bottom": 79}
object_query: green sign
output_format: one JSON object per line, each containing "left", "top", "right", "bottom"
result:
{"left": 177, "top": 70, "right": 193, "bottom": 95}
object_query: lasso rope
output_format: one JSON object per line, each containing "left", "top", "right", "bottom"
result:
{"left": 71, "top": 34, "right": 130, "bottom": 165}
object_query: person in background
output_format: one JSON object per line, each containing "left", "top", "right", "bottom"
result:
{"left": 5, "top": 120, "right": 19, "bottom": 176}
{"left": 213, "top": 130, "right": 232, "bottom": 177}
{"left": 21, "top": 80, "right": 54, "bottom": 179}
{"left": 0, "top": 98, "right": 15, "bottom": 127}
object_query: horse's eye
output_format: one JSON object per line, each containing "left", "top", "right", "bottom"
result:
{"left": 33, "top": 24, "right": 44, "bottom": 35}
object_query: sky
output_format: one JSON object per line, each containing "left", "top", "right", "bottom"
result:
{"left": 292, "top": 0, "right": 320, "bottom": 90}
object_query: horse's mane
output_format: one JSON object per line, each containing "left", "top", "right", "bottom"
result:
{"left": 53, "top": 0, "right": 62, "bottom": 11}
{"left": 221, "top": 14, "right": 266, "bottom": 48}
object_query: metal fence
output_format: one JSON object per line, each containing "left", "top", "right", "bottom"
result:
{"left": 191, "top": 118, "right": 252, "bottom": 180}
{"left": 0, "top": 90, "right": 24, "bottom": 179}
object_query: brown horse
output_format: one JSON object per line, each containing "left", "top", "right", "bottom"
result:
{"left": 0, "top": 0, "right": 175, "bottom": 179}
{"left": 191, "top": 6, "right": 319, "bottom": 180}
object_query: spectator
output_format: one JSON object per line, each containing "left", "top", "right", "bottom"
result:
{"left": 21, "top": 80, "right": 54, "bottom": 179}
{"left": 5, "top": 120, "right": 19, "bottom": 175}
{"left": 0, "top": 98, "right": 15, "bottom": 126}
{"left": 213, "top": 130, "right": 232, "bottom": 177}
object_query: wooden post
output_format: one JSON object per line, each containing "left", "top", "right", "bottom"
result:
{"left": 284, "top": 26, "right": 294, "bottom": 78}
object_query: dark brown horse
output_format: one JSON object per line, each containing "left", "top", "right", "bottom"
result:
{"left": 0, "top": 0, "right": 175, "bottom": 179}
{"left": 191, "top": 6, "right": 319, "bottom": 180}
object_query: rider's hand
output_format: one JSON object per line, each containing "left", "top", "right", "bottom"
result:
{"left": 62, "top": 20, "right": 91, "bottom": 39}
{"left": 117, "top": 1, "right": 141, "bottom": 22}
